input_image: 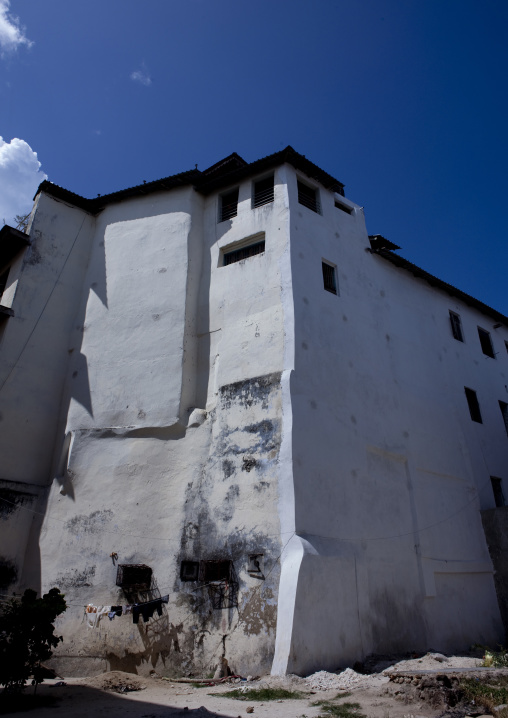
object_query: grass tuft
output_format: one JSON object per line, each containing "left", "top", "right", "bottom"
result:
{"left": 311, "top": 698, "right": 366, "bottom": 718}
{"left": 215, "top": 687, "right": 304, "bottom": 701}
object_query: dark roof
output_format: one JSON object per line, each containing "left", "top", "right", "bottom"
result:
{"left": 371, "top": 247, "right": 508, "bottom": 326}
{"left": 0, "top": 225, "right": 30, "bottom": 269}
{"left": 34, "top": 146, "right": 345, "bottom": 214}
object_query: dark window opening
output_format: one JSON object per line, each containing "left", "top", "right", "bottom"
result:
{"left": 180, "top": 561, "right": 200, "bottom": 582}
{"left": 200, "top": 560, "right": 232, "bottom": 583}
{"left": 465, "top": 387, "right": 482, "bottom": 423}
{"left": 505, "top": 341, "right": 508, "bottom": 355}
{"left": 449, "top": 311, "right": 463, "bottom": 342}
{"left": 297, "top": 180, "right": 320, "bottom": 213}
{"left": 116, "top": 564, "right": 152, "bottom": 590}
{"left": 322, "top": 262, "right": 337, "bottom": 295}
{"left": 491, "top": 477, "right": 506, "bottom": 507}
{"left": 248, "top": 554, "right": 263, "bottom": 574}
{"left": 223, "top": 240, "right": 265, "bottom": 266}
{"left": 253, "top": 176, "right": 274, "bottom": 208}
{"left": 499, "top": 401, "right": 508, "bottom": 437}
{"left": 334, "top": 199, "right": 353, "bottom": 215}
{"left": 478, "top": 327, "right": 495, "bottom": 358}
{"left": 220, "top": 188, "right": 239, "bottom": 222}
{"left": 0, "top": 268, "right": 9, "bottom": 298}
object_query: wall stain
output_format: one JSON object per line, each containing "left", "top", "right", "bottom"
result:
{"left": 65, "top": 509, "right": 113, "bottom": 535}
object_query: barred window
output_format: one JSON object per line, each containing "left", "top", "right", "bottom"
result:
{"left": 449, "top": 311, "right": 463, "bottom": 342}
{"left": 298, "top": 180, "right": 321, "bottom": 214}
{"left": 465, "top": 387, "right": 482, "bottom": 423}
{"left": 322, "top": 261, "right": 337, "bottom": 295}
{"left": 478, "top": 327, "right": 495, "bottom": 358}
{"left": 220, "top": 188, "right": 239, "bottom": 222}
{"left": 253, "top": 176, "right": 274, "bottom": 208}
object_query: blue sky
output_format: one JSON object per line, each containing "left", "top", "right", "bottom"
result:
{"left": 1, "top": 0, "right": 507, "bottom": 313}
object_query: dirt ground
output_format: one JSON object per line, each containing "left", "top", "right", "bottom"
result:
{"left": 0, "top": 653, "right": 501, "bottom": 718}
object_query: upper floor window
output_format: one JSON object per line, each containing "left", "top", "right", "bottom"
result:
{"left": 478, "top": 327, "right": 495, "bottom": 358}
{"left": 449, "top": 311, "right": 464, "bottom": 342}
{"left": 334, "top": 199, "right": 353, "bottom": 215}
{"left": 0, "top": 267, "right": 9, "bottom": 300}
{"left": 219, "top": 188, "right": 239, "bottom": 222}
{"left": 322, "top": 261, "right": 338, "bottom": 295}
{"left": 491, "top": 477, "right": 506, "bottom": 507}
{"left": 499, "top": 401, "right": 508, "bottom": 437}
{"left": 222, "top": 233, "right": 265, "bottom": 266}
{"left": 253, "top": 175, "right": 274, "bottom": 208}
{"left": 465, "top": 387, "right": 482, "bottom": 423}
{"left": 297, "top": 180, "right": 321, "bottom": 214}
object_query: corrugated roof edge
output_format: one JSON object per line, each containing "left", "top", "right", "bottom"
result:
{"left": 33, "top": 145, "right": 346, "bottom": 211}
{"left": 372, "top": 248, "right": 508, "bottom": 326}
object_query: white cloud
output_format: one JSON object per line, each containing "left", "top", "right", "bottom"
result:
{"left": 0, "top": 137, "right": 47, "bottom": 225}
{"left": 0, "top": 0, "right": 33, "bottom": 53}
{"left": 130, "top": 69, "right": 152, "bottom": 86}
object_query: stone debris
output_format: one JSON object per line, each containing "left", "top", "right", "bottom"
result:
{"left": 305, "top": 668, "right": 370, "bottom": 690}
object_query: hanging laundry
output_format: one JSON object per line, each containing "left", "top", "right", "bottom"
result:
{"left": 108, "top": 606, "right": 123, "bottom": 621}
{"left": 132, "top": 595, "right": 169, "bottom": 624}
{"left": 85, "top": 605, "right": 111, "bottom": 629}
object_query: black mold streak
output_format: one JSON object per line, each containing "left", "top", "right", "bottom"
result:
{"left": 0, "top": 559, "right": 18, "bottom": 590}
{"left": 55, "top": 565, "right": 96, "bottom": 589}
{"left": 65, "top": 509, "right": 113, "bottom": 535}
{"left": 0, "top": 489, "right": 35, "bottom": 519}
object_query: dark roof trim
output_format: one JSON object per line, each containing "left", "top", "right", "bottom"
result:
{"left": 0, "top": 225, "right": 30, "bottom": 269}
{"left": 34, "top": 146, "right": 345, "bottom": 214}
{"left": 372, "top": 248, "right": 508, "bottom": 326}
{"left": 368, "top": 235, "right": 401, "bottom": 252}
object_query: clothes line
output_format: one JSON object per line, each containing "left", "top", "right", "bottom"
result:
{"left": 85, "top": 595, "right": 168, "bottom": 629}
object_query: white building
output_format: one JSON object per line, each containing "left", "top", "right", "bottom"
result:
{"left": 1, "top": 147, "right": 507, "bottom": 677}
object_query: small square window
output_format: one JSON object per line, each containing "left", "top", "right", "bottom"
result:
{"left": 219, "top": 188, "right": 239, "bottom": 222}
{"left": 297, "top": 180, "right": 321, "bottom": 214}
{"left": 248, "top": 554, "right": 263, "bottom": 574}
{"left": 322, "top": 261, "right": 337, "bottom": 295}
{"left": 478, "top": 327, "right": 495, "bottom": 358}
{"left": 499, "top": 401, "right": 508, "bottom": 437}
{"left": 491, "top": 477, "right": 506, "bottom": 507}
{"left": 200, "top": 560, "right": 232, "bottom": 583}
{"left": 253, "top": 176, "right": 274, "bottom": 208}
{"left": 449, "top": 311, "right": 463, "bottom": 342}
{"left": 465, "top": 387, "right": 482, "bottom": 423}
{"left": 180, "top": 561, "right": 200, "bottom": 582}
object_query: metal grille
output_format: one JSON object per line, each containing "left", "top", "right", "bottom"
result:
{"left": 116, "top": 564, "right": 152, "bottom": 590}
{"left": 180, "top": 561, "right": 199, "bottom": 582}
{"left": 200, "top": 560, "right": 231, "bottom": 582}
{"left": 449, "top": 312, "right": 463, "bottom": 342}
{"left": 253, "top": 176, "right": 274, "bottom": 208}
{"left": 465, "top": 387, "right": 482, "bottom": 423}
{"left": 478, "top": 328, "right": 495, "bottom": 358}
{"left": 322, "top": 262, "right": 337, "bottom": 294}
{"left": 298, "top": 180, "right": 321, "bottom": 214}
{"left": 224, "top": 240, "right": 265, "bottom": 266}
{"left": 220, "top": 189, "right": 239, "bottom": 222}
{"left": 207, "top": 580, "right": 238, "bottom": 609}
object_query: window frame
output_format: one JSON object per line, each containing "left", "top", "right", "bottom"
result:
{"left": 478, "top": 327, "right": 495, "bottom": 358}
{"left": 219, "top": 187, "right": 239, "bottom": 223}
{"left": 449, "top": 311, "right": 464, "bottom": 342}
{"left": 322, "top": 260, "right": 338, "bottom": 295}
{"left": 464, "top": 387, "right": 483, "bottom": 423}
{"left": 491, "top": 477, "right": 506, "bottom": 507}
{"left": 297, "top": 178, "right": 321, "bottom": 214}
{"left": 252, "top": 174, "right": 274, "bottom": 208}
{"left": 220, "top": 233, "right": 266, "bottom": 267}
{"left": 334, "top": 198, "right": 354, "bottom": 215}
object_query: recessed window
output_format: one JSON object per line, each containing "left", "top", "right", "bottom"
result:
{"left": 253, "top": 175, "right": 274, "bottom": 208}
{"left": 478, "top": 327, "right": 495, "bottom": 358}
{"left": 200, "top": 560, "right": 232, "bottom": 583}
{"left": 116, "top": 564, "right": 152, "bottom": 590}
{"left": 449, "top": 311, "right": 463, "bottom": 342}
{"left": 222, "top": 234, "right": 265, "bottom": 266}
{"left": 297, "top": 180, "right": 321, "bottom": 214}
{"left": 499, "top": 401, "right": 508, "bottom": 437}
{"left": 219, "top": 188, "right": 239, "bottom": 222}
{"left": 465, "top": 387, "right": 482, "bottom": 423}
{"left": 334, "top": 199, "right": 353, "bottom": 215}
{"left": 505, "top": 341, "right": 508, "bottom": 355}
{"left": 491, "top": 477, "right": 506, "bottom": 507}
{"left": 248, "top": 554, "right": 264, "bottom": 574}
{"left": 322, "top": 261, "right": 337, "bottom": 295}
{"left": 180, "top": 561, "right": 200, "bottom": 582}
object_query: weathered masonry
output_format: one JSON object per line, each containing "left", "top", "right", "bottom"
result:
{"left": 1, "top": 147, "right": 507, "bottom": 677}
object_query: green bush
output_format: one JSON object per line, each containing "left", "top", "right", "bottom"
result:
{"left": 0, "top": 588, "right": 67, "bottom": 694}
